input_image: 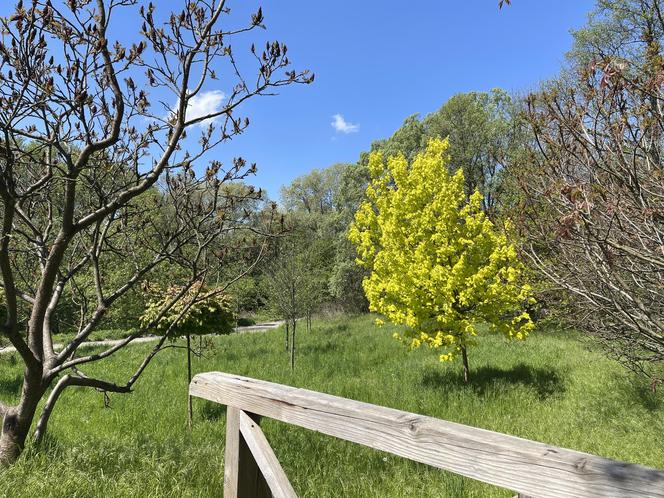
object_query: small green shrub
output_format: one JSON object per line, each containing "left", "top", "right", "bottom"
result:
{"left": 140, "top": 283, "right": 235, "bottom": 338}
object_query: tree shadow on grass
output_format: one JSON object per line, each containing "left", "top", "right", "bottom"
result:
{"left": 27, "top": 431, "right": 64, "bottom": 457}
{"left": 216, "top": 349, "right": 239, "bottom": 362}
{"left": 300, "top": 342, "right": 338, "bottom": 355}
{"left": 241, "top": 346, "right": 270, "bottom": 359}
{"left": 321, "top": 323, "right": 349, "bottom": 335}
{"left": 199, "top": 400, "right": 227, "bottom": 422}
{"left": 215, "top": 345, "right": 270, "bottom": 362}
{"left": 422, "top": 363, "right": 566, "bottom": 401}
{"left": 0, "top": 372, "right": 22, "bottom": 397}
{"left": 615, "top": 376, "right": 662, "bottom": 411}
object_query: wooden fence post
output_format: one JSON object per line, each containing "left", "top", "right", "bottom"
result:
{"left": 224, "top": 406, "right": 240, "bottom": 497}
{"left": 224, "top": 407, "right": 271, "bottom": 498}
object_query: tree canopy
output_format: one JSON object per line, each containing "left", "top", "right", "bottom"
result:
{"left": 350, "top": 139, "right": 534, "bottom": 381}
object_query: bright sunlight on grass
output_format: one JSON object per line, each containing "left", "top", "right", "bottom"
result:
{"left": 0, "top": 315, "right": 661, "bottom": 497}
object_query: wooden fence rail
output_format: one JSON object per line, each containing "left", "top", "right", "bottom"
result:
{"left": 190, "top": 372, "right": 664, "bottom": 498}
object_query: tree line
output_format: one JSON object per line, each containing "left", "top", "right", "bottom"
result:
{"left": 258, "top": 0, "right": 664, "bottom": 386}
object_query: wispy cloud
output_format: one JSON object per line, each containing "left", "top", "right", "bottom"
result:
{"left": 170, "top": 90, "right": 226, "bottom": 127}
{"left": 187, "top": 90, "right": 226, "bottom": 127}
{"left": 331, "top": 113, "right": 359, "bottom": 134}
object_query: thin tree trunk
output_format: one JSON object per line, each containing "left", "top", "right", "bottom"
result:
{"left": 289, "top": 320, "right": 296, "bottom": 371}
{"left": 285, "top": 321, "right": 289, "bottom": 352}
{"left": 187, "top": 333, "right": 193, "bottom": 430}
{"left": 34, "top": 375, "right": 73, "bottom": 445}
{"left": 461, "top": 345, "right": 470, "bottom": 383}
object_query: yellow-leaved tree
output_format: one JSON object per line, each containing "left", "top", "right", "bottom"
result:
{"left": 349, "top": 138, "right": 534, "bottom": 382}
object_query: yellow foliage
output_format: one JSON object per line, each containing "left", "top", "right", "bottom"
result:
{"left": 349, "top": 139, "right": 535, "bottom": 362}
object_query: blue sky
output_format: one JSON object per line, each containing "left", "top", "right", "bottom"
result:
{"left": 2, "top": 1, "right": 596, "bottom": 198}
{"left": 216, "top": 0, "right": 596, "bottom": 198}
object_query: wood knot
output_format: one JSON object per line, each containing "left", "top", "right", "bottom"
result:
{"left": 408, "top": 418, "right": 420, "bottom": 433}
{"left": 574, "top": 458, "right": 588, "bottom": 472}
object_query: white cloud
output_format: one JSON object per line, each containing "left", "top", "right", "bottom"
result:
{"left": 331, "top": 113, "right": 359, "bottom": 134}
{"left": 174, "top": 90, "right": 226, "bottom": 127}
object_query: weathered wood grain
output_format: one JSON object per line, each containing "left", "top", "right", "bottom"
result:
{"left": 224, "top": 407, "right": 271, "bottom": 498}
{"left": 239, "top": 410, "right": 298, "bottom": 498}
{"left": 191, "top": 372, "right": 664, "bottom": 498}
{"left": 223, "top": 406, "right": 241, "bottom": 498}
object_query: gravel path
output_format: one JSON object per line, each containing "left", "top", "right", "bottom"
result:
{"left": 0, "top": 321, "right": 284, "bottom": 356}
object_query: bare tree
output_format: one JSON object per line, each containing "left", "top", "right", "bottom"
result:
{"left": 268, "top": 240, "right": 304, "bottom": 371}
{"left": 267, "top": 218, "right": 328, "bottom": 370}
{"left": 516, "top": 2, "right": 664, "bottom": 386}
{"left": 0, "top": 0, "right": 311, "bottom": 465}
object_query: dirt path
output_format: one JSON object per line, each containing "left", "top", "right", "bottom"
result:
{"left": 0, "top": 321, "right": 284, "bottom": 356}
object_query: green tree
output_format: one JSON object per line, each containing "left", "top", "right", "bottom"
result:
{"left": 349, "top": 139, "right": 535, "bottom": 382}
{"left": 140, "top": 283, "right": 234, "bottom": 427}
{"left": 422, "top": 90, "right": 521, "bottom": 213}
{"left": 568, "top": 0, "right": 664, "bottom": 69}
{"left": 328, "top": 162, "right": 371, "bottom": 311}
{"left": 280, "top": 164, "right": 348, "bottom": 215}
{"left": 361, "top": 90, "right": 523, "bottom": 216}
{"left": 267, "top": 213, "right": 331, "bottom": 365}
{"left": 278, "top": 166, "right": 363, "bottom": 314}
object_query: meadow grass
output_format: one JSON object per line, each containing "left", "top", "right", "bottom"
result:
{"left": 0, "top": 315, "right": 662, "bottom": 497}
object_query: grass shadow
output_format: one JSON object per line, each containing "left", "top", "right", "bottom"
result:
{"left": 199, "top": 400, "right": 227, "bottom": 422}
{"left": 214, "top": 345, "right": 270, "bottom": 362}
{"left": 320, "top": 323, "right": 349, "bottom": 335}
{"left": 0, "top": 372, "right": 23, "bottom": 396}
{"left": 25, "top": 431, "right": 65, "bottom": 458}
{"left": 300, "top": 342, "right": 338, "bottom": 355}
{"left": 232, "top": 345, "right": 269, "bottom": 359}
{"left": 422, "top": 363, "right": 566, "bottom": 400}
{"left": 615, "top": 377, "right": 662, "bottom": 411}
{"left": 216, "top": 349, "right": 239, "bottom": 362}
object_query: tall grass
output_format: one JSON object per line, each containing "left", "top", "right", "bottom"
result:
{"left": 0, "top": 315, "right": 661, "bottom": 497}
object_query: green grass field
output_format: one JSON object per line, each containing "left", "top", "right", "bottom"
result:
{"left": 0, "top": 315, "right": 662, "bottom": 497}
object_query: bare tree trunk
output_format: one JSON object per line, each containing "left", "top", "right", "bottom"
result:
{"left": 187, "top": 333, "right": 193, "bottom": 430}
{"left": 0, "top": 412, "right": 23, "bottom": 467}
{"left": 461, "top": 345, "right": 470, "bottom": 383}
{"left": 1, "top": 371, "right": 44, "bottom": 465}
{"left": 289, "top": 320, "right": 296, "bottom": 371}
